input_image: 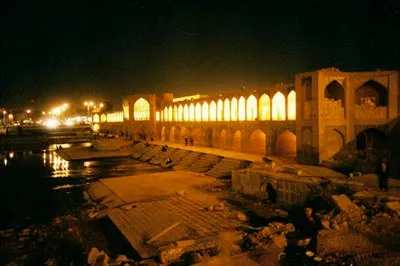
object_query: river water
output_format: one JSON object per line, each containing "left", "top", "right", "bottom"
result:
{"left": 0, "top": 142, "right": 164, "bottom": 230}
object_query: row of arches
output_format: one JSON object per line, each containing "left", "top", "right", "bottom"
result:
{"left": 162, "top": 91, "right": 296, "bottom": 122}
{"left": 161, "top": 126, "right": 297, "bottom": 157}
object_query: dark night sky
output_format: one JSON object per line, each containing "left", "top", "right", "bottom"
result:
{"left": 1, "top": 0, "right": 399, "bottom": 109}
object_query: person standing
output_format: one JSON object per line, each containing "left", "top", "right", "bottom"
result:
{"left": 184, "top": 136, "right": 188, "bottom": 146}
{"left": 377, "top": 157, "right": 390, "bottom": 192}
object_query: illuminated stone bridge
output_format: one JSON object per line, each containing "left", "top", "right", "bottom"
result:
{"left": 94, "top": 68, "right": 399, "bottom": 164}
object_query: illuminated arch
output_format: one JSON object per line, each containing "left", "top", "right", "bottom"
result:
{"left": 250, "top": 129, "right": 266, "bottom": 154}
{"left": 287, "top": 90, "right": 296, "bottom": 120}
{"left": 195, "top": 103, "right": 202, "bottom": 121}
{"left": 231, "top": 97, "right": 238, "bottom": 121}
{"left": 101, "top": 114, "right": 107, "bottom": 123}
{"left": 178, "top": 105, "right": 183, "bottom": 121}
{"left": 224, "top": 99, "right": 230, "bottom": 121}
{"left": 276, "top": 130, "right": 296, "bottom": 157}
{"left": 233, "top": 130, "right": 241, "bottom": 151}
{"left": 258, "top": 94, "right": 271, "bottom": 120}
{"left": 272, "top": 92, "right": 286, "bottom": 121}
{"left": 173, "top": 105, "right": 178, "bottom": 121}
{"left": 202, "top": 102, "right": 209, "bottom": 121}
{"left": 217, "top": 99, "right": 223, "bottom": 121}
{"left": 183, "top": 104, "right": 189, "bottom": 121}
{"left": 164, "top": 106, "right": 168, "bottom": 121}
{"left": 133, "top": 98, "right": 150, "bottom": 121}
{"left": 168, "top": 106, "right": 173, "bottom": 121}
{"left": 238, "top": 96, "right": 246, "bottom": 121}
{"left": 189, "top": 103, "right": 195, "bottom": 121}
{"left": 210, "top": 101, "right": 217, "bottom": 121}
{"left": 93, "top": 114, "right": 100, "bottom": 123}
{"left": 246, "top": 95, "right": 257, "bottom": 120}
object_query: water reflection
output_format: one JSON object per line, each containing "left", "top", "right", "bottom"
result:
{"left": 42, "top": 150, "right": 70, "bottom": 178}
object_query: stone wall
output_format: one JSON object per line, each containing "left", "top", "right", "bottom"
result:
{"left": 232, "top": 168, "right": 317, "bottom": 205}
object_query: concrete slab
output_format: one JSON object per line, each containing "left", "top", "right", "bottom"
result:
{"left": 108, "top": 195, "right": 243, "bottom": 260}
{"left": 98, "top": 170, "right": 219, "bottom": 204}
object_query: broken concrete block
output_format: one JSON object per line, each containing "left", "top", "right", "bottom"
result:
{"left": 271, "top": 234, "right": 287, "bottom": 249}
{"left": 386, "top": 201, "right": 400, "bottom": 216}
{"left": 88, "top": 247, "right": 100, "bottom": 265}
{"left": 331, "top": 194, "right": 361, "bottom": 213}
{"left": 236, "top": 212, "right": 247, "bottom": 222}
{"left": 321, "top": 219, "right": 330, "bottom": 230}
{"left": 214, "top": 203, "right": 225, "bottom": 211}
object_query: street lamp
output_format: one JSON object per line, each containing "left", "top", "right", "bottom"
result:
{"left": 2, "top": 110, "right": 6, "bottom": 126}
{"left": 84, "top": 101, "right": 94, "bottom": 125}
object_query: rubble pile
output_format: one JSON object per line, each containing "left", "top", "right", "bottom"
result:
{"left": 0, "top": 214, "right": 107, "bottom": 266}
{"left": 244, "top": 222, "right": 295, "bottom": 251}
{"left": 87, "top": 247, "right": 134, "bottom": 266}
{"left": 313, "top": 193, "right": 400, "bottom": 262}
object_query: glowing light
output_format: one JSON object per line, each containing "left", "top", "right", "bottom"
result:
{"left": 26, "top": 109, "right": 31, "bottom": 114}
{"left": 99, "top": 103, "right": 104, "bottom": 108}
{"left": 84, "top": 161, "right": 92, "bottom": 167}
{"left": 224, "top": 99, "right": 230, "bottom": 121}
{"left": 217, "top": 99, "right": 223, "bottom": 121}
{"left": 4, "top": 158, "right": 7, "bottom": 166}
{"left": 45, "top": 118, "right": 60, "bottom": 128}
{"left": 173, "top": 106, "right": 178, "bottom": 121}
{"left": 64, "top": 120, "right": 74, "bottom": 126}
{"left": 272, "top": 91, "right": 286, "bottom": 121}
{"left": 156, "top": 111, "right": 160, "bottom": 121}
{"left": 106, "top": 112, "right": 123, "bottom": 122}
{"left": 231, "top": 97, "right": 238, "bottom": 121}
{"left": 195, "top": 103, "right": 202, "bottom": 121}
{"left": 202, "top": 102, "right": 209, "bottom": 121}
{"left": 93, "top": 114, "right": 100, "bottom": 123}
{"left": 134, "top": 98, "right": 150, "bottom": 121}
{"left": 101, "top": 114, "right": 107, "bottom": 122}
{"left": 93, "top": 123, "right": 100, "bottom": 132}
{"left": 246, "top": 95, "right": 257, "bottom": 120}
{"left": 189, "top": 103, "right": 195, "bottom": 121}
{"left": 8, "top": 114, "right": 13, "bottom": 121}
{"left": 287, "top": 90, "right": 296, "bottom": 120}
{"left": 209, "top": 101, "right": 217, "bottom": 121}
{"left": 259, "top": 94, "right": 271, "bottom": 120}
{"left": 9, "top": 152, "right": 14, "bottom": 159}
{"left": 178, "top": 105, "right": 183, "bottom": 121}
{"left": 164, "top": 106, "right": 168, "bottom": 121}
{"left": 183, "top": 104, "right": 189, "bottom": 121}
{"left": 238, "top": 96, "right": 245, "bottom": 121}
{"left": 42, "top": 111, "right": 46, "bottom": 115}
{"left": 168, "top": 106, "right": 173, "bottom": 121}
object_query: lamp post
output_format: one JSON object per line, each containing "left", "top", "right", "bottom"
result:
{"left": 2, "top": 110, "right": 6, "bottom": 126}
{"left": 84, "top": 101, "right": 94, "bottom": 126}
